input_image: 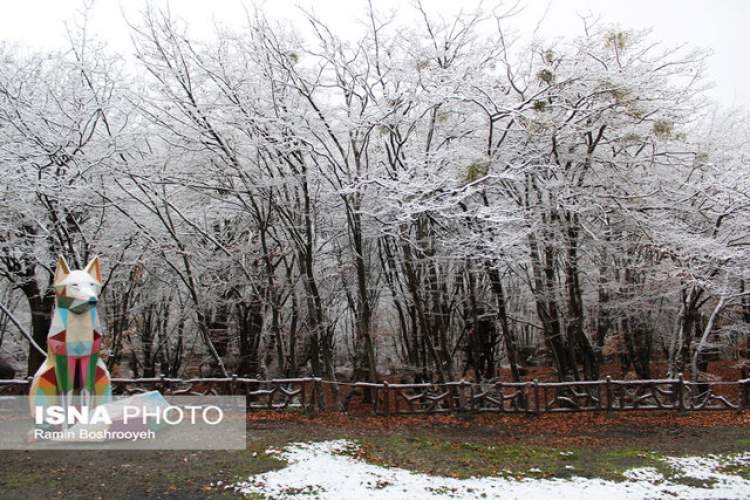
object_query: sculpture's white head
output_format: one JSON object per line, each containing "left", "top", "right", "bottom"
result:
{"left": 52, "top": 255, "right": 102, "bottom": 314}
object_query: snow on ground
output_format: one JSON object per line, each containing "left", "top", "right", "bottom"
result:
{"left": 229, "top": 439, "right": 750, "bottom": 499}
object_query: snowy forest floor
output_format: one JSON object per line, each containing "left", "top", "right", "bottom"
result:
{"left": 0, "top": 411, "right": 749, "bottom": 499}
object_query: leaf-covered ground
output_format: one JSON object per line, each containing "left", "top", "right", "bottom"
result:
{"left": 0, "top": 411, "right": 748, "bottom": 498}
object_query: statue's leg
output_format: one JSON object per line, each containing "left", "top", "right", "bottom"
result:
{"left": 93, "top": 357, "right": 112, "bottom": 404}
{"left": 29, "top": 362, "right": 60, "bottom": 421}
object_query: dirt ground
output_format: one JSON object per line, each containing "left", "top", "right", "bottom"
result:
{"left": 0, "top": 410, "right": 748, "bottom": 499}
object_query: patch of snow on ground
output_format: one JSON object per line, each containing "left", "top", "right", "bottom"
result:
{"left": 622, "top": 467, "right": 663, "bottom": 482}
{"left": 229, "top": 440, "right": 750, "bottom": 499}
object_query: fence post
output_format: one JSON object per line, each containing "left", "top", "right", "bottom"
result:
{"left": 533, "top": 379, "right": 541, "bottom": 416}
{"left": 741, "top": 378, "right": 749, "bottom": 413}
{"left": 383, "top": 381, "right": 390, "bottom": 416}
{"left": 606, "top": 376, "right": 613, "bottom": 415}
{"left": 524, "top": 381, "right": 531, "bottom": 414}
{"left": 457, "top": 381, "right": 466, "bottom": 412}
{"left": 311, "top": 379, "right": 321, "bottom": 415}
{"left": 676, "top": 374, "right": 685, "bottom": 413}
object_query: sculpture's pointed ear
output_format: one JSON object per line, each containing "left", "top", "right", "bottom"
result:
{"left": 84, "top": 255, "right": 102, "bottom": 284}
{"left": 53, "top": 255, "right": 70, "bottom": 286}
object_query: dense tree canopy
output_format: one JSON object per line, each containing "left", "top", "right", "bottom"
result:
{"left": 0, "top": 3, "right": 748, "bottom": 393}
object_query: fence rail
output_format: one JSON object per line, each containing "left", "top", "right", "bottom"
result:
{"left": 2, "top": 375, "right": 749, "bottom": 415}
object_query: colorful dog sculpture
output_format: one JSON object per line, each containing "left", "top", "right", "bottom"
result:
{"left": 30, "top": 256, "right": 112, "bottom": 416}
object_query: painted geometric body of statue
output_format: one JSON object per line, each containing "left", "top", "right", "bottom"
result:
{"left": 30, "top": 256, "right": 112, "bottom": 415}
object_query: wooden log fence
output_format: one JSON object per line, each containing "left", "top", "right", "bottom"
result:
{"left": 1, "top": 376, "right": 748, "bottom": 415}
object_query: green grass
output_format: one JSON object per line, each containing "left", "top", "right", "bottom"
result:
{"left": 1, "top": 470, "right": 53, "bottom": 490}
{"left": 719, "top": 462, "right": 750, "bottom": 480}
{"left": 715, "top": 442, "right": 750, "bottom": 481}
{"left": 210, "top": 447, "right": 288, "bottom": 482}
{"left": 2, "top": 421, "right": 748, "bottom": 497}
{"left": 349, "top": 435, "right": 693, "bottom": 483}
{"left": 0, "top": 447, "right": 287, "bottom": 499}
{"left": 349, "top": 434, "right": 750, "bottom": 487}
{"left": 241, "top": 493, "right": 268, "bottom": 500}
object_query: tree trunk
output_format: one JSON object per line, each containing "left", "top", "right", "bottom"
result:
{"left": 486, "top": 264, "right": 521, "bottom": 382}
{"left": 691, "top": 296, "right": 725, "bottom": 381}
{"left": 21, "top": 281, "right": 54, "bottom": 376}
{"left": 564, "top": 221, "right": 597, "bottom": 379}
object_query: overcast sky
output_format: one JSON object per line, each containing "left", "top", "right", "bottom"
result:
{"left": 1, "top": 0, "right": 748, "bottom": 107}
